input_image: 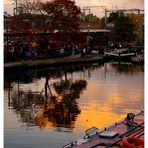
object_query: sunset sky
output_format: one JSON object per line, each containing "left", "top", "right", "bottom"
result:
{"left": 4, "top": 0, "right": 144, "bottom": 15}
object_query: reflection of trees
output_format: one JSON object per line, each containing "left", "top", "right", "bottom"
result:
{"left": 11, "top": 90, "right": 45, "bottom": 127}
{"left": 42, "top": 79, "right": 87, "bottom": 128}
{"left": 5, "top": 72, "right": 87, "bottom": 130}
{"left": 4, "top": 63, "right": 103, "bottom": 83}
{"left": 36, "top": 74, "right": 87, "bottom": 129}
{"left": 111, "top": 63, "right": 144, "bottom": 74}
{"left": 53, "top": 79, "right": 87, "bottom": 98}
{"left": 4, "top": 62, "right": 144, "bottom": 130}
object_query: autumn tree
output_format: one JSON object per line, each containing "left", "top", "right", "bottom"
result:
{"left": 8, "top": 0, "right": 87, "bottom": 52}
{"left": 9, "top": 0, "right": 41, "bottom": 43}
{"left": 18, "top": 0, "right": 81, "bottom": 34}
{"left": 9, "top": 0, "right": 86, "bottom": 51}
{"left": 42, "top": 0, "right": 81, "bottom": 31}
{"left": 9, "top": 14, "right": 33, "bottom": 43}
{"left": 40, "top": 0, "right": 83, "bottom": 45}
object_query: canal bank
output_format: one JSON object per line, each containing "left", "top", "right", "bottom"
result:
{"left": 4, "top": 55, "right": 104, "bottom": 71}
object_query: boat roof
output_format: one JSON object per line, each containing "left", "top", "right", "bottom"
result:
{"left": 62, "top": 110, "right": 144, "bottom": 148}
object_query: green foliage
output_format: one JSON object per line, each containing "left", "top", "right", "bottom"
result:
{"left": 107, "top": 12, "right": 136, "bottom": 42}
{"left": 107, "top": 12, "right": 123, "bottom": 23}
{"left": 100, "top": 17, "right": 105, "bottom": 24}
{"left": 79, "top": 13, "right": 100, "bottom": 23}
{"left": 91, "top": 15, "right": 100, "bottom": 23}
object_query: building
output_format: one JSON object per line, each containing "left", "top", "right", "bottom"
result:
{"left": 79, "top": 22, "right": 111, "bottom": 48}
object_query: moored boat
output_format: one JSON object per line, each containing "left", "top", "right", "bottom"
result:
{"left": 62, "top": 110, "right": 144, "bottom": 148}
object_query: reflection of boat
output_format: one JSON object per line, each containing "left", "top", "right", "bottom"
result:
{"left": 62, "top": 110, "right": 144, "bottom": 148}
{"left": 131, "top": 54, "right": 144, "bottom": 64}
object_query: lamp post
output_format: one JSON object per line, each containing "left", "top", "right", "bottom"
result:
{"left": 13, "top": 0, "right": 18, "bottom": 15}
{"left": 4, "top": 12, "right": 9, "bottom": 58}
{"left": 12, "top": 0, "right": 19, "bottom": 46}
{"left": 87, "top": 25, "right": 91, "bottom": 49}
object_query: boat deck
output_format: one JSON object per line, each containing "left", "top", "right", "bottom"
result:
{"left": 62, "top": 110, "right": 144, "bottom": 148}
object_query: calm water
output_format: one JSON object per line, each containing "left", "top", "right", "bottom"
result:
{"left": 4, "top": 62, "right": 144, "bottom": 148}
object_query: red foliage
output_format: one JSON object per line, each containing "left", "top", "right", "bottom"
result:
{"left": 71, "top": 32, "right": 87, "bottom": 44}
{"left": 48, "top": 32, "right": 87, "bottom": 45}
{"left": 41, "top": 0, "right": 81, "bottom": 32}
{"left": 8, "top": 0, "right": 84, "bottom": 45}
{"left": 9, "top": 15, "right": 31, "bottom": 32}
{"left": 40, "top": 0, "right": 83, "bottom": 45}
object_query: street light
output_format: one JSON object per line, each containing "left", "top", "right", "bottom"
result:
{"left": 87, "top": 25, "right": 91, "bottom": 48}
{"left": 12, "top": 0, "right": 19, "bottom": 44}
{"left": 13, "top": 0, "right": 18, "bottom": 15}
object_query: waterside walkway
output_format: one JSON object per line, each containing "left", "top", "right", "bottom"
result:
{"left": 4, "top": 55, "right": 103, "bottom": 70}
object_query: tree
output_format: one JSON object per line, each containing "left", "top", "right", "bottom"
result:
{"left": 9, "top": 0, "right": 85, "bottom": 51}
{"left": 41, "top": 0, "right": 81, "bottom": 33}
{"left": 107, "top": 12, "right": 136, "bottom": 42}
{"left": 114, "top": 15, "right": 136, "bottom": 42}
{"left": 79, "top": 13, "right": 100, "bottom": 23}
{"left": 40, "top": 0, "right": 84, "bottom": 46}
{"left": 107, "top": 12, "right": 122, "bottom": 23}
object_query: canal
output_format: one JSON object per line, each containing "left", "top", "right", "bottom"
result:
{"left": 4, "top": 62, "right": 144, "bottom": 148}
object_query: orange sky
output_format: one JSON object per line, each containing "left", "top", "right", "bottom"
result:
{"left": 4, "top": 0, "right": 144, "bottom": 15}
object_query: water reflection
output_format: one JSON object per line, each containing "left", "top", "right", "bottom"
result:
{"left": 4, "top": 65, "right": 90, "bottom": 130}
{"left": 4, "top": 62, "right": 144, "bottom": 132}
{"left": 111, "top": 62, "right": 144, "bottom": 74}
